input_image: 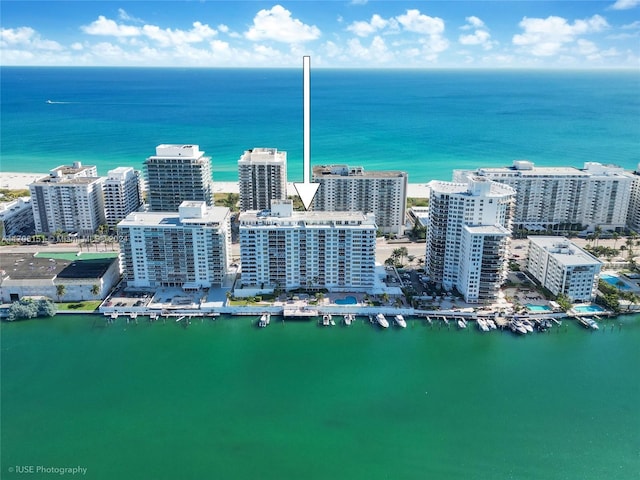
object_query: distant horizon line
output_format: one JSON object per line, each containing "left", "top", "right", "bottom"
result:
{"left": 1, "top": 65, "right": 639, "bottom": 71}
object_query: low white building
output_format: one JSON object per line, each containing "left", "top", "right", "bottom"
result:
{"left": 238, "top": 199, "right": 377, "bottom": 293}
{"left": 117, "top": 201, "right": 231, "bottom": 289}
{"left": 526, "top": 237, "right": 602, "bottom": 302}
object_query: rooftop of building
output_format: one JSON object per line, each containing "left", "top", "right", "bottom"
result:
{"left": 528, "top": 236, "right": 602, "bottom": 266}
{"left": 464, "top": 225, "right": 511, "bottom": 236}
{"left": 0, "top": 252, "right": 117, "bottom": 281}
{"left": 50, "top": 162, "right": 96, "bottom": 176}
{"left": 238, "top": 148, "right": 286, "bottom": 163}
{"left": 118, "top": 205, "right": 230, "bottom": 228}
{"left": 0, "top": 197, "right": 31, "bottom": 216}
{"left": 313, "top": 165, "right": 407, "bottom": 179}
{"left": 146, "top": 144, "right": 206, "bottom": 160}
{"left": 239, "top": 209, "right": 376, "bottom": 226}
{"left": 428, "top": 177, "right": 515, "bottom": 197}
{"left": 31, "top": 176, "right": 103, "bottom": 186}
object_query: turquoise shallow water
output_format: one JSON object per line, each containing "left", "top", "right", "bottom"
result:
{"left": 1, "top": 68, "right": 638, "bottom": 182}
{"left": 2, "top": 314, "right": 639, "bottom": 480}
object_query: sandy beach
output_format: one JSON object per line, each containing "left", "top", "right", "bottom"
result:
{"left": 1, "top": 172, "right": 431, "bottom": 198}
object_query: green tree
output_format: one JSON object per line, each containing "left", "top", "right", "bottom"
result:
{"left": 56, "top": 284, "right": 66, "bottom": 302}
{"left": 91, "top": 284, "right": 100, "bottom": 296}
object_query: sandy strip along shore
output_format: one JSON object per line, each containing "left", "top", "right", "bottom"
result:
{"left": 1, "top": 173, "right": 431, "bottom": 198}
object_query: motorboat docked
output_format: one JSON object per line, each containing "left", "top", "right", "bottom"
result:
{"left": 258, "top": 313, "right": 271, "bottom": 328}
{"left": 509, "top": 319, "right": 528, "bottom": 335}
{"left": 578, "top": 317, "right": 599, "bottom": 330}
{"left": 536, "top": 318, "right": 553, "bottom": 332}
{"left": 521, "top": 319, "right": 534, "bottom": 333}
{"left": 457, "top": 317, "right": 467, "bottom": 329}
{"left": 486, "top": 319, "right": 497, "bottom": 330}
{"left": 477, "top": 318, "right": 490, "bottom": 332}
{"left": 394, "top": 315, "right": 407, "bottom": 328}
{"left": 343, "top": 314, "right": 354, "bottom": 326}
{"left": 322, "top": 314, "right": 335, "bottom": 326}
{"left": 376, "top": 313, "right": 389, "bottom": 329}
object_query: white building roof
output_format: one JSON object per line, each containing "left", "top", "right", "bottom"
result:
{"left": 529, "top": 236, "right": 602, "bottom": 267}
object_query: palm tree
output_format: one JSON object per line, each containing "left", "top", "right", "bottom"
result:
{"left": 91, "top": 284, "right": 100, "bottom": 297}
{"left": 593, "top": 226, "right": 602, "bottom": 247}
{"left": 56, "top": 284, "right": 66, "bottom": 302}
{"left": 612, "top": 232, "right": 620, "bottom": 249}
{"left": 381, "top": 292, "right": 389, "bottom": 304}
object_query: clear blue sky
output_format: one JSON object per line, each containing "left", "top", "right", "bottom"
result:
{"left": 1, "top": 1, "right": 639, "bottom": 67}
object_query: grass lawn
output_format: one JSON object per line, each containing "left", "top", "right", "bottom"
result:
{"left": 56, "top": 300, "right": 102, "bottom": 311}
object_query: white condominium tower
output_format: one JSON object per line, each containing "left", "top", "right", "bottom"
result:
{"left": 103, "top": 167, "right": 143, "bottom": 227}
{"left": 454, "top": 161, "right": 634, "bottom": 233}
{"left": 312, "top": 165, "right": 408, "bottom": 236}
{"left": 238, "top": 148, "right": 287, "bottom": 211}
{"left": 628, "top": 164, "right": 640, "bottom": 232}
{"left": 0, "top": 198, "right": 34, "bottom": 239}
{"left": 527, "top": 237, "right": 602, "bottom": 302}
{"left": 29, "top": 162, "right": 105, "bottom": 236}
{"left": 239, "top": 200, "right": 376, "bottom": 292}
{"left": 117, "top": 201, "right": 231, "bottom": 289}
{"left": 426, "top": 177, "right": 515, "bottom": 303}
{"left": 144, "top": 144, "right": 214, "bottom": 212}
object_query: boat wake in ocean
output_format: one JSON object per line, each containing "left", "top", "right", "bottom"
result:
{"left": 46, "top": 100, "right": 72, "bottom": 104}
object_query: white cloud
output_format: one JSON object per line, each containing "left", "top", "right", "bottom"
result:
{"left": 244, "top": 5, "right": 320, "bottom": 43}
{"left": 70, "top": 42, "right": 83, "bottom": 51}
{"left": 577, "top": 39, "right": 598, "bottom": 55}
{"left": 346, "top": 35, "right": 392, "bottom": 63}
{"left": 513, "top": 15, "right": 609, "bottom": 56}
{"left": 118, "top": 9, "right": 144, "bottom": 24}
{"left": 459, "top": 16, "right": 493, "bottom": 50}
{"left": 622, "top": 20, "right": 640, "bottom": 29}
{"left": 346, "top": 14, "right": 389, "bottom": 37}
{"left": 609, "top": 0, "right": 640, "bottom": 10}
{"left": 81, "top": 16, "right": 141, "bottom": 37}
{"left": 141, "top": 22, "right": 217, "bottom": 47}
{"left": 396, "top": 9, "right": 444, "bottom": 35}
{"left": 461, "top": 16, "right": 485, "bottom": 31}
{"left": 0, "top": 26, "right": 64, "bottom": 51}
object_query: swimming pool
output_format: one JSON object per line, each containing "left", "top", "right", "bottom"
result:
{"left": 335, "top": 296, "right": 357, "bottom": 305}
{"left": 573, "top": 304, "right": 606, "bottom": 314}
{"left": 600, "top": 274, "right": 631, "bottom": 290}
{"left": 526, "top": 304, "right": 552, "bottom": 312}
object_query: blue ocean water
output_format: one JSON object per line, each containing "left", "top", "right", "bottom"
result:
{"left": 1, "top": 67, "right": 639, "bottom": 182}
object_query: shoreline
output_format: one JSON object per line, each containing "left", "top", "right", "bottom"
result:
{"left": 1, "top": 172, "right": 431, "bottom": 198}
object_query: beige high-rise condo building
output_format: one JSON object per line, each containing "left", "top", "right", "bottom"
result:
{"left": 312, "top": 165, "right": 407, "bottom": 236}
{"left": 29, "top": 162, "right": 105, "bottom": 236}
{"left": 238, "top": 200, "right": 376, "bottom": 292}
{"left": 144, "top": 144, "right": 214, "bottom": 212}
{"left": 117, "top": 201, "right": 231, "bottom": 289}
{"left": 454, "top": 161, "right": 634, "bottom": 234}
{"left": 238, "top": 148, "right": 287, "bottom": 211}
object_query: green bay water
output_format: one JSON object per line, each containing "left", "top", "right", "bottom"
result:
{"left": 2, "top": 314, "right": 639, "bottom": 480}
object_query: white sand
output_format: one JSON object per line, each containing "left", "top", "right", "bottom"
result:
{"left": 2, "top": 173, "right": 431, "bottom": 198}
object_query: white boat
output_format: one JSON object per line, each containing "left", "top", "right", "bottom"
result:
{"left": 322, "top": 314, "right": 333, "bottom": 326}
{"left": 521, "top": 319, "right": 534, "bottom": 333}
{"left": 579, "top": 317, "right": 599, "bottom": 330}
{"left": 376, "top": 313, "right": 389, "bottom": 328}
{"left": 509, "top": 320, "right": 527, "bottom": 335}
{"left": 457, "top": 318, "right": 467, "bottom": 329}
{"left": 343, "top": 314, "right": 354, "bottom": 326}
{"left": 477, "top": 318, "right": 490, "bottom": 332}
{"left": 258, "top": 313, "right": 270, "bottom": 327}
{"left": 486, "top": 319, "right": 497, "bottom": 330}
{"left": 394, "top": 315, "right": 407, "bottom": 328}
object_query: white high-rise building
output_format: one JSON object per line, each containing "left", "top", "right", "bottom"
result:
{"left": 454, "top": 161, "right": 634, "bottom": 233}
{"left": 628, "top": 164, "right": 640, "bottom": 232}
{"left": 144, "top": 144, "right": 214, "bottom": 212}
{"left": 29, "top": 162, "right": 105, "bottom": 236}
{"left": 426, "top": 176, "right": 515, "bottom": 303}
{"left": 239, "top": 200, "right": 377, "bottom": 292}
{"left": 312, "top": 165, "right": 408, "bottom": 236}
{"left": 527, "top": 237, "right": 602, "bottom": 302}
{"left": 238, "top": 148, "right": 287, "bottom": 211}
{"left": 117, "top": 201, "right": 231, "bottom": 289}
{"left": 103, "top": 167, "right": 143, "bottom": 227}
